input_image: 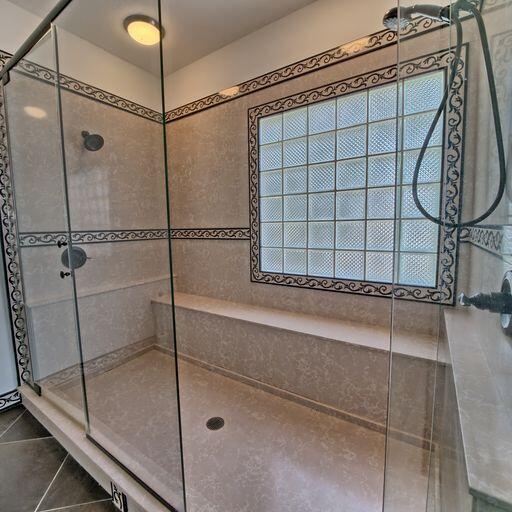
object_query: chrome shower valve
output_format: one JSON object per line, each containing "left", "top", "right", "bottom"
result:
{"left": 459, "top": 291, "right": 512, "bottom": 315}
{"left": 459, "top": 271, "right": 512, "bottom": 334}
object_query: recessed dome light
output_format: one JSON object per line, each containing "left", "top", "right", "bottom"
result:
{"left": 123, "top": 15, "right": 164, "bottom": 46}
{"left": 23, "top": 106, "right": 47, "bottom": 119}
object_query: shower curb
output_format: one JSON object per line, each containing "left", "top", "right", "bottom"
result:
{"left": 20, "top": 384, "right": 178, "bottom": 512}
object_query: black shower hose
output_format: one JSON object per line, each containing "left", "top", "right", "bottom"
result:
{"left": 412, "top": 1, "right": 506, "bottom": 228}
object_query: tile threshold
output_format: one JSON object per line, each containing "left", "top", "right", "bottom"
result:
{"left": 19, "top": 385, "right": 175, "bottom": 512}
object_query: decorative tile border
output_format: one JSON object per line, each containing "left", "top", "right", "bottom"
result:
{"left": 0, "top": 83, "right": 31, "bottom": 384}
{"left": 248, "top": 47, "right": 467, "bottom": 305}
{"left": 0, "top": 50, "right": 162, "bottom": 123}
{"left": 18, "top": 228, "right": 250, "bottom": 247}
{"left": 460, "top": 226, "right": 511, "bottom": 257}
{"left": 0, "top": 389, "right": 21, "bottom": 412}
{"left": 19, "top": 229, "right": 168, "bottom": 247}
{"left": 57, "top": 72, "right": 162, "bottom": 123}
{"left": 467, "top": 226, "right": 503, "bottom": 254}
{"left": 171, "top": 228, "right": 250, "bottom": 240}
{"left": 165, "top": 17, "right": 440, "bottom": 122}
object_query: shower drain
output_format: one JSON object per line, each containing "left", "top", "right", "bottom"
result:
{"left": 206, "top": 417, "right": 225, "bottom": 430}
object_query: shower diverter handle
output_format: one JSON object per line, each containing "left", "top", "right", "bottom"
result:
{"left": 459, "top": 291, "right": 512, "bottom": 314}
{"left": 459, "top": 272, "right": 512, "bottom": 336}
{"left": 459, "top": 272, "right": 512, "bottom": 315}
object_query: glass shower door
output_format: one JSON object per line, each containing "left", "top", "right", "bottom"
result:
{"left": 51, "top": 1, "right": 186, "bottom": 510}
{"left": 3, "top": 27, "right": 87, "bottom": 424}
{"left": 386, "top": 1, "right": 512, "bottom": 511}
{"left": 383, "top": 4, "right": 454, "bottom": 510}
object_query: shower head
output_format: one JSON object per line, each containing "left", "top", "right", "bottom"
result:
{"left": 382, "top": 6, "right": 413, "bottom": 30}
{"left": 382, "top": 3, "right": 451, "bottom": 31}
{"left": 81, "top": 130, "right": 104, "bottom": 151}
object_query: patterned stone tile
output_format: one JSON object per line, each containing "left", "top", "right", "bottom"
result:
{"left": 58, "top": 349, "right": 429, "bottom": 512}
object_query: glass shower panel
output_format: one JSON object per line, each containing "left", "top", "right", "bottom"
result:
{"left": 165, "top": 1, "right": 396, "bottom": 511}
{"left": 383, "top": 4, "right": 454, "bottom": 510}
{"left": 386, "top": 1, "right": 512, "bottom": 511}
{"left": 53, "top": 1, "right": 185, "bottom": 510}
{"left": 2, "top": 29, "right": 85, "bottom": 423}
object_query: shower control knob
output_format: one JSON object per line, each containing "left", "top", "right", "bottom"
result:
{"left": 459, "top": 272, "right": 512, "bottom": 336}
{"left": 57, "top": 240, "right": 68, "bottom": 248}
{"left": 59, "top": 271, "right": 71, "bottom": 279}
{"left": 459, "top": 291, "right": 512, "bottom": 315}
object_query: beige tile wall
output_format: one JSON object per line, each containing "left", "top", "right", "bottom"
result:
{"left": 7, "top": 73, "right": 171, "bottom": 379}
{"left": 166, "top": 38, "right": 445, "bottom": 333}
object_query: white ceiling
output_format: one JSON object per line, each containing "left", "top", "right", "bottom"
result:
{"left": 9, "top": 0, "right": 317, "bottom": 76}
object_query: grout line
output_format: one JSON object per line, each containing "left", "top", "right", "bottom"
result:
{"left": 34, "top": 454, "right": 69, "bottom": 512}
{"left": 0, "top": 436, "right": 54, "bottom": 446}
{"left": 0, "top": 409, "right": 26, "bottom": 439}
{"left": 38, "top": 497, "right": 112, "bottom": 512}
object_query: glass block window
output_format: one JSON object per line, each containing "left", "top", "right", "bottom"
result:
{"left": 257, "top": 70, "right": 445, "bottom": 288}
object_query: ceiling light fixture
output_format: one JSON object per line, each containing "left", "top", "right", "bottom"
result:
{"left": 123, "top": 15, "right": 164, "bottom": 46}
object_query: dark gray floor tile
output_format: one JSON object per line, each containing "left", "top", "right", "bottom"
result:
{"left": 55, "top": 500, "right": 115, "bottom": 511}
{"left": 39, "top": 455, "right": 110, "bottom": 511}
{"left": 0, "top": 405, "right": 25, "bottom": 436}
{"left": 0, "top": 410, "right": 51, "bottom": 443}
{"left": 0, "top": 437, "right": 67, "bottom": 512}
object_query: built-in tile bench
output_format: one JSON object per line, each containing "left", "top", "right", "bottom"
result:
{"left": 442, "top": 309, "right": 512, "bottom": 512}
{"left": 152, "top": 292, "right": 438, "bottom": 441}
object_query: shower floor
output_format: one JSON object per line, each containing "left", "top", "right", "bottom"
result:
{"left": 55, "top": 348, "right": 429, "bottom": 512}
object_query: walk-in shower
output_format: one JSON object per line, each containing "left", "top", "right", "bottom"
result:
{"left": 0, "top": 1, "right": 510, "bottom": 511}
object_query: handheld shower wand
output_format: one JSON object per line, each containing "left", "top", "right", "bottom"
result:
{"left": 382, "top": 1, "right": 506, "bottom": 229}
